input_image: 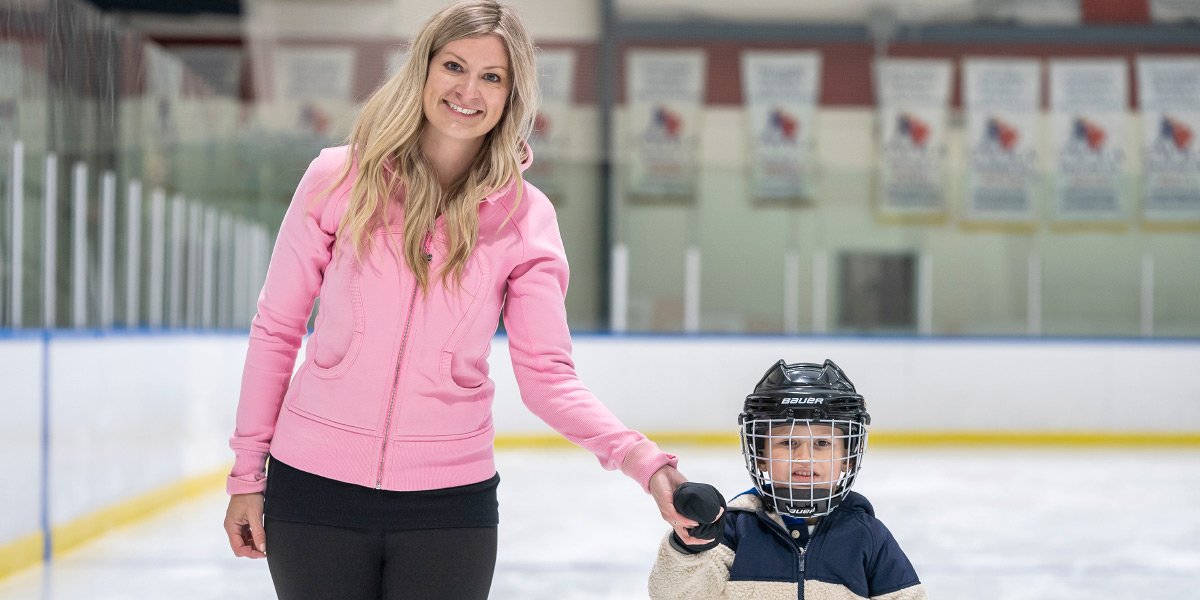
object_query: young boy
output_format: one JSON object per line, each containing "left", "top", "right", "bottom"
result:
{"left": 649, "top": 359, "right": 926, "bottom": 599}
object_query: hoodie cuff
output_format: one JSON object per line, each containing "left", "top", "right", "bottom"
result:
{"left": 226, "top": 450, "right": 268, "bottom": 495}
{"left": 620, "top": 438, "right": 678, "bottom": 493}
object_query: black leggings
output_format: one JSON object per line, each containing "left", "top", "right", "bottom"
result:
{"left": 264, "top": 517, "right": 497, "bottom": 600}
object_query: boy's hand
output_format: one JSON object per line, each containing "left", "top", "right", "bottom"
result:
{"left": 669, "top": 482, "right": 726, "bottom": 553}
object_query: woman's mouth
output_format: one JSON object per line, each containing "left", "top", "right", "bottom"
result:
{"left": 444, "top": 100, "right": 481, "bottom": 117}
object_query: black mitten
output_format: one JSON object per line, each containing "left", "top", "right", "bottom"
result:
{"left": 668, "top": 482, "right": 726, "bottom": 554}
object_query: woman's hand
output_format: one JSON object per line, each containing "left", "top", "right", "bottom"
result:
{"left": 648, "top": 464, "right": 710, "bottom": 546}
{"left": 224, "top": 493, "right": 267, "bottom": 558}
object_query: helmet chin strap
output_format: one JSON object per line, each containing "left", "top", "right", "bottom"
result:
{"left": 762, "top": 482, "right": 841, "bottom": 517}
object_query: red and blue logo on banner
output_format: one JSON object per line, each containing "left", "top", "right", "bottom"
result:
{"left": 985, "top": 117, "right": 1020, "bottom": 151}
{"left": 1072, "top": 117, "right": 1106, "bottom": 151}
{"left": 1160, "top": 116, "right": 1193, "bottom": 151}
{"left": 897, "top": 113, "right": 929, "bottom": 147}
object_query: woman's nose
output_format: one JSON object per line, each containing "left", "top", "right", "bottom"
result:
{"left": 456, "top": 77, "right": 479, "bottom": 98}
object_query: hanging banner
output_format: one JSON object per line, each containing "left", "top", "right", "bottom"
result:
{"left": 874, "top": 59, "right": 953, "bottom": 219}
{"left": 1137, "top": 56, "right": 1200, "bottom": 224}
{"left": 386, "top": 46, "right": 409, "bottom": 79}
{"left": 527, "top": 49, "right": 575, "bottom": 198}
{"left": 271, "top": 46, "right": 356, "bottom": 138}
{"left": 145, "top": 44, "right": 183, "bottom": 138}
{"left": 142, "top": 44, "right": 184, "bottom": 187}
{"left": 740, "top": 50, "right": 821, "bottom": 206}
{"left": 625, "top": 49, "right": 706, "bottom": 203}
{"left": 0, "top": 42, "right": 22, "bottom": 144}
{"left": 1049, "top": 59, "right": 1129, "bottom": 224}
{"left": 963, "top": 58, "right": 1041, "bottom": 224}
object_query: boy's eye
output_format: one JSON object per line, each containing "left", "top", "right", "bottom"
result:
{"left": 814, "top": 439, "right": 832, "bottom": 448}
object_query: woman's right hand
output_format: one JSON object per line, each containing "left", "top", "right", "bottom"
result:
{"left": 223, "top": 493, "right": 267, "bottom": 558}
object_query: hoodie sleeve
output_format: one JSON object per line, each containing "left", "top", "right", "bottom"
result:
{"left": 501, "top": 186, "right": 676, "bottom": 492}
{"left": 226, "top": 147, "right": 345, "bottom": 495}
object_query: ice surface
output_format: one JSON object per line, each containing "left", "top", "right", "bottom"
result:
{"left": 1, "top": 446, "right": 1197, "bottom": 599}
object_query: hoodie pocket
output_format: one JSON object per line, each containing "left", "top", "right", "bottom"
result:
{"left": 434, "top": 249, "right": 493, "bottom": 392}
{"left": 308, "top": 252, "right": 366, "bottom": 379}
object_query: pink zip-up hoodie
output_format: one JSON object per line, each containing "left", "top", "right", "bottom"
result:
{"left": 227, "top": 145, "right": 676, "bottom": 495}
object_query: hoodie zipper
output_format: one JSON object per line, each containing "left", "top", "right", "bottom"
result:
{"left": 374, "top": 232, "right": 432, "bottom": 490}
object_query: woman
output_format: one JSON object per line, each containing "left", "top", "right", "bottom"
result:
{"left": 221, "top": 1, "right": 700, "bottom": 597}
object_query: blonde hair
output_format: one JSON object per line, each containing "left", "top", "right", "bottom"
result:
{"left": 336, "top": 0, "right": 539, "bottom": 291}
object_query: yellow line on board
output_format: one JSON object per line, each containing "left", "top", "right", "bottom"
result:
{"left": 494, "top": 431, "right": 1200, "bottom": 449}
{"left": 0, "top": 532, "right": 43, "bottom": 582}
{"left": 870, "top": 431, "right": 1200, "bottom": 447}
{"left": 50, "top": 468, "right": 228, "bottom": 558}
{"left": 1, "top": 468, "right": 228, "bottom": 583}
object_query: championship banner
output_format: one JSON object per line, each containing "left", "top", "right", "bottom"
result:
{"left": 963, "top": 58, "right": 1041, "bottom": 224}
{"left": 386, "top": 47, "right": 409, "bottom": 78}
{"left": 142, "top": 44, "right": 183, "bottom": 186}
{"left": 625, "top": 49, "right": 706, "bottom": 203}
{"left": 1049, "top": 59, "right": 1129, "bottom": 224}
{"left": 740, "top": 51, "right": 821, "bottom": 206}
{"left": 271, "top": 46, "right": 356, "bottom": 138}
{"left": 874, "top": 59, "right": 953, "bottom": 219}
{"left": 526, "top": 49, "right": 575, "bottom": 198}
{"left": 1137, "top": 56, "right": 1200, "bottom": 224}
{"left": 0, "top": 42, "right": 22, "bottom": 144}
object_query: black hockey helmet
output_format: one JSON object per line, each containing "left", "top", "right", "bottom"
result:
{"left": 741, "top": 359, "right": 871, "bottom": 425}
{"left": 739, "top": 359, "right": 871, "bottom": 519}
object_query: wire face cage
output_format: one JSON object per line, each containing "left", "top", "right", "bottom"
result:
{"left": 740, "top": 417, "right": 868, "bottom": 518}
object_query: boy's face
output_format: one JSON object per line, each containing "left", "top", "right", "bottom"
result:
{"left": 757, "top": 422, "right": 847, "bottom": 490}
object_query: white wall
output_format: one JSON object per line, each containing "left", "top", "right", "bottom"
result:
{"left": 0, "top": 333, "right": 245, "bottom": 554}
{"left": 0, "top": 335, "right": 43, "bottom": 546}
{"left": 3, "top": 332, "right": 1198, "bottom": 554}
{"left": 490, "top": 335, "right": 1200, "bottom": 434}
{"left": 48, "top": 335, "right": 244, "bottom": 526}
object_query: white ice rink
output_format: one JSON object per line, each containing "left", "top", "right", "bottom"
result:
{"left": 1, "top": 446, "right": 1198, "bottom": 600}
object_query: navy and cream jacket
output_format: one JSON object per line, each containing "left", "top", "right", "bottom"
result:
{"left": 648, "top": 489, "right": 926, "bottom": 600}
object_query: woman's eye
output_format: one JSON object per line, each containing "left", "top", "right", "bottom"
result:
{"left": 444, "top": 61, "right": 463, "bottom": 72}
{"left": 483, "top": 73, "right": 502, "bottom": 83}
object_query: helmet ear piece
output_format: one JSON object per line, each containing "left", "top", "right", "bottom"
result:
{"left": 821, "top": 359, "right": 855, "bottom": 391}
{"left": 754, "top": 359, "right": 791, "bottom": 391}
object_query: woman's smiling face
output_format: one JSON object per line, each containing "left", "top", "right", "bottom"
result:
{"left": 421, "top": 35, "right": 511, "bottom": 146}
